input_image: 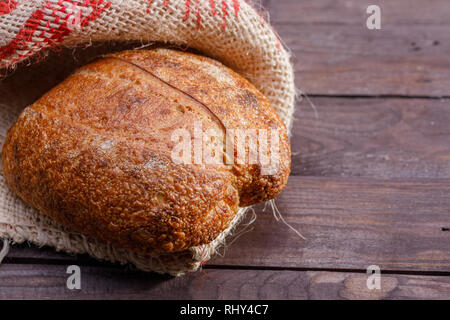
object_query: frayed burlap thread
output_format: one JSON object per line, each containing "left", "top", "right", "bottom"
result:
{"left": 0, "top": 0, "right": 295, "bottom": 275}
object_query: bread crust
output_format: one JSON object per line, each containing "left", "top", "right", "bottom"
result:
{"left": 1, "top": 49, "right": 291, "bottom": 254}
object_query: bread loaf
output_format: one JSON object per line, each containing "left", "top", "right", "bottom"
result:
{"left": 1, "top": 48, "right": 290, "bottom": 254}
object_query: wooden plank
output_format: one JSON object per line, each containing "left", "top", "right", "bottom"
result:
{"left": 6, "top": 177, "right": 450, "bottom": 272}
{"left": 1, "top": 263, "right": 450, "bottom": 300}
{"left": 2, "top": 4, "right": 449, "bottom": 98}
{"left": 1, "top": 1, "right": 449, "bottom": 97}
{"left": 210, "top": 176, "right": 450, "bottom": 272}
{"left": 266, "top": 0, "right": 450, "bottom": 25}
{"left": 266, "top": 0, "right": 450, "bottom": 96}
{"left": 277, "top": 24, "right": 450, "bottom": 96}
{"left": 291, "top": 97, "right": 450, "bottom": 178}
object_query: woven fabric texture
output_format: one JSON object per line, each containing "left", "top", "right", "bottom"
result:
{"left": 0, "top": 0, "right": 295, "bottom": 275}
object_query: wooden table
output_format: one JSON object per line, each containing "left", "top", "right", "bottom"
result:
{"left": 1, "top": 0, "right": 450, "bottom": 299}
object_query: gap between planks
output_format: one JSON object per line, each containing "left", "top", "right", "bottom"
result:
{"left": 4, "top": 254, "right": 450, "bottom": 278}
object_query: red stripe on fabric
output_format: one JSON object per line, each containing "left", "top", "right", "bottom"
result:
{"left": 0, "top": 4, "right": 45, "bottom": 61}
{"left": 195, "top": 0, "right": 202, "bottom": 30}
{"left": 221, "top": 0, "right": 228, "bottom": 29}
{"left": 0, "top": 0, "right": 111, "bottom": 66}
{"left": 232, "top": 0, "right": 239, "bottom": 16}
{"left": 0, "top": 0, "right": 17, "bottom": 15}
{"left": 209, "top": 0, "right": 216, "bottom": 16}
{"left": 163, "top": 0, "right": 171, "bottom": 11}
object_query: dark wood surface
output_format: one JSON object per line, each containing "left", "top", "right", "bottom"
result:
{"left": 1, "top": 0, "right": 450, "bottom": 299}
{"left": 2, "top": 263, "right": 450, "bottom": 300}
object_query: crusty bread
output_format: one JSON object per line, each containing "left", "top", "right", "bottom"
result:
{"left": 1, "top": 49, "right": 290, "bottom": 254}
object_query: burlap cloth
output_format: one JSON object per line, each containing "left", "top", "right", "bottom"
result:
{"left": 0, "top": 0, "right": 295, "bottom": 276}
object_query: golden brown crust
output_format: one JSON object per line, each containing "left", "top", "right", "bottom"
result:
{"left": 1, "top": 48, "right": 290, "bottom": 254}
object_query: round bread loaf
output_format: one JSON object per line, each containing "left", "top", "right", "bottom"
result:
{"left": 1, "top": 49, "right": 291, "bottom": 254}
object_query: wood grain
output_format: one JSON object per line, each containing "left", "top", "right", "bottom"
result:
{"left": 266, "top": 0, "right": 450, "bottom": 25}
{"left": 292, "top": 97, "right": 450, "bottom": 178}
{"left": 2, "top": 0, "right": 450, "bottom": 300}
{"left": 1, "top": 263, "right": 449, "bottom": 300}
{"left": 210, "top": 176, "right": 450, "bottom": 272}
{"left": 6, "top": 177, "right": 450, "bottom": 273}
{"left": 1, "top": 1, "right": 449, "bottom": 98}
{"left": 267, "top": 0, "right": 450, "bottom": 96}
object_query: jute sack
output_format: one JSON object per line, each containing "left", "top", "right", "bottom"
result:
{"left": 0, "top": 0, "right": 295, "bottom": 276}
